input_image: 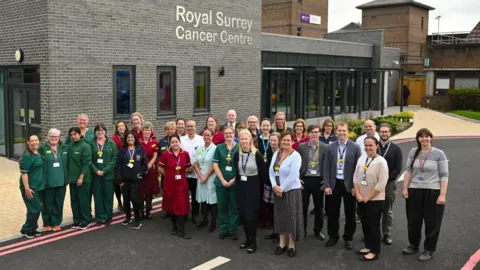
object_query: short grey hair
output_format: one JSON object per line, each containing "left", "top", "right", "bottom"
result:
{"left": 142, "top": 121, "right": 154, "bottom": 131}
{"left": 48, "top": 128, "right": 61, "bottom": 137}
{"left": 77, "top": 113, "right": 89, "bottom": 122}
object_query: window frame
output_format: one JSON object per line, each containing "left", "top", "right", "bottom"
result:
{"left": 193, "top": 66, "right": 211, "bottom": 113}
{"left": 157, "top": 66, "right": 176, "bottom": 116}
{"left": 112, "top": 66, "right": 135, "bottom": 119}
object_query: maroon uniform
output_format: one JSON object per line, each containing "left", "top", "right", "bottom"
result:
{"left": 139, "top": 138, "right": 160, "bottom": 196}
{"left": 111, "top": 134, "right": 124, "bottom": 150}
{"left": 158, "top": 149, "right": 191, "bottom": 216}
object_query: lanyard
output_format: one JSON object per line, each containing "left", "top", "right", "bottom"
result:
{"left": 338, "top": 143, "right": 346, "bottom": 159}
{"left": 274, "top": 150, "right": 292, "bottom": 170}
{"left": 310, "top": 143, "right": 320, "bottom": 166}
{"left": 97, "top": 140, "right": 105, "bottom": 155}
{"left": 241, "top": 152, "right": 251, "bottom": 174}
{"left": 128, "top": 148, "right": 135, "bottom": 161}
{"left": 50, "top": 145, "right": 58, "bottom": 161}
{"left": 419, "top": 151, "right": 431, "bottom": 174}
{"left": 226, "top": 143, "right": 236, "bottom": 164}
{"left": 261, "top": 135, "right": 270, "bottom": 155}
{"left": 379, "top": 142, "right": 391, "bottom": 157}
{"left": 364, "top": 156, "right": 376, "bottom": 171}
{"left": 200, "top": 145, "right": 212, "bottom": 167}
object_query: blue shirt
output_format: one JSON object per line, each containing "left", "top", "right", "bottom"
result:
{"left": 336, "top": 141, "right": 348, "bottom": 179}
{"left": 269, "top": 151, "right": 302, "bottom": 192}
{"left": 320, "top": 133, "right": 338, "bottom": 145}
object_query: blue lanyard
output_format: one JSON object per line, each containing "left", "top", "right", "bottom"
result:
{"left": 261, "top": 135, "right": 270, "bottom": 154}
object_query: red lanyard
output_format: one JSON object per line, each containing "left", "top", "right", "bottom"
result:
{"left": 419, "top": 151, "right": 431, "bottom": 173}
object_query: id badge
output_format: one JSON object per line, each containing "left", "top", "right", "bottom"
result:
{"left": 336, "top": 169, "right": 343, "bottom": 175}
{"left": 127, "top": 163, "right": 134, "bottom": 168}
{"left": 225, "top": 166, "right": 233, "bottom": 172}
{"left": 361, "top": 180, "right": 368, "bottom": 186}
{"left": 417, "top": 175, "right": 424, "bottom": 181}
{"left": 264, "top": 158, "right": 267, "bottom": 163}
{"left": 53, "top": 162, "right": 60, "bottom": 168}
{"left": 97, "top": 159, "right": 104, "bottom": 164}
{"left": 308, "top": 169, "right": 317, "bottom": 175}
{"left": 275, "top": 171, "right": 280, "bottom": 177}
{"left": 175, "top": 175, "right": 182, "bottom": 180}
{"left": 241, "top": 176, "right": 247, "bottom": 181}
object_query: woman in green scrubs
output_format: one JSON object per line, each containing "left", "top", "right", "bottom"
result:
{"left": 90, "top": 123, "right": 118, "bottom": 226}
{"left": 64, "top": 113, "right": 95, "bottom": 144}
{"left": 19, "top": 135, "right": 44, "bottom": 239}
{"left": 39, "top": 128, "right": 68, "bottom": 232}
{"left": 212, "top": 126, "right": 239, "bottom": 240}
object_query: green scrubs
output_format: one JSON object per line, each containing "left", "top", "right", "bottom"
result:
{"left": 90, "top": 138, "right": 118, "bottom": 222}
{"left": 19, "top": 151, "right": 44, "bottom": 234}
{"left": 67, "top": 139, "right": 92, "bottom": 225}
{"left": 39, "top": 143, "right": 68, "bottom": 227}
{"left": 213, "top": 143, "right": 239, "bottom": 234}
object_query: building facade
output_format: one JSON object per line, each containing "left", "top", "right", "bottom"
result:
{"left": 0, "top": 0, "right": 399, "bottom": 159}
{"left": 262, "top": 0, "right": 328, "bottom": 38}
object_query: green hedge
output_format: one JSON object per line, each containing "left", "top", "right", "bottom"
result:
{"left": 447, "top": 88, "right": 480, "bottom": 110}
{"left": 347, "top": 112, "right": 414, "bottom": 141}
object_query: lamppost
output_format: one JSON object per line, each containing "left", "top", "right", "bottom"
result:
{"left": 435, "top": 15, "right": 442, "bottom": 44}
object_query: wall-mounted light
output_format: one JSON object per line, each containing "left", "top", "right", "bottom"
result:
{"left": 15, "top": 49, "right": 24, "bottom": 63}
{"left": 219, "top": 67, "right": 225, "bottom": 77}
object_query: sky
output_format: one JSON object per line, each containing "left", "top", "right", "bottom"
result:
{"left": 328, "top": 0, "right": 479, "bottom": 34}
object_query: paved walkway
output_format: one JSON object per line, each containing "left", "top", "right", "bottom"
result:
{"left": 2, "top": 107, "right": 480, "bottom": 241}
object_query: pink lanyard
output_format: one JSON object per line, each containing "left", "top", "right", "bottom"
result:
{"left": 419, "top": 151, "right": 431, "bottom": 174}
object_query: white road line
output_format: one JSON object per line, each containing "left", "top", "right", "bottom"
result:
{"left": 397, "top": 172, "right": 405, "bottom": 182}
{"left": 191, "top": 256, "right": 231, "bottom": 270}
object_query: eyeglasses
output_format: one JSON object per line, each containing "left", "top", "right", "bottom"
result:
{"left": 324, "top": 125, "right": 333, "bottom": 127}
{"left": 224, "top": 132, "right": 234, "bottom": 135}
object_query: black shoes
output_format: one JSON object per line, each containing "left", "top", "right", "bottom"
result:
{"left": 383, "top": 234, "right": 393, "bottom": 245}
{"left": 121, "top": 219, "right": 132, "bottom": 226}
{"left": 275, "top": 246, "right": 287, "bottom": 255}
{"left": 177, "top": 232, "right": 191, "bottom": 239}
{"left": 145, "top": 211, "right": 153, "bottom": 220}
{"left": 78, "top": 223, "right": 90, "bottom": 230}
{"left": 344, "top": 241, "right": 353, "bottom": 250}
{"left": 325, "top": 237, "right": 338, "bottom": 247}
{"left": 218, "top": 232, "right": 229, "bottom": 239}
{"left": 287, "top": 248, "right": 296, "bottom": 257}
{"left": 264, "top": 233, "right": 276, "bottom": 240}
{"left": 132, "top": 221, "right": 142, "bottom": 230}
{"left": 231, "top": 233, "right": 238, "bottom": 241}
{"left": 355, "top": 249, "right": 370, "bottom": 255}
{"left": 315, "top": 231, "right": 326, "bottom": 241}
{"left": 247, "top": 242, "right": 257, "bottom": 254}
{"left": 359, "top": 254, "right": 379, "bottom": 261}
{"left": 208, "top": 225, "right": 216, "bottom": 233}
{"left": 402, "top": 245, "right": 419, "bottom": 255}
{"left": 418, "top": 251, "right": 434, "bottom": 261}
{"left": 240, "top": 239, "right": 251, "bottom": 249}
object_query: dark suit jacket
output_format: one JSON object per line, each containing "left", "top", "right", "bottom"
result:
{"left": 323, "top": 140, "right": 361, "bottom": 192}
{"left": 220, "top": 122, "right": 236, "bottom": 132}
{"left": 297, "top": 141, "right": 327, "bottom": 179}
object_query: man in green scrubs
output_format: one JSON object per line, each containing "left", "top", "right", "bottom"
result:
{"left": 39, "top": 128, "right": 69, "bottom": 231}
{"left": 90, "top": 124, "right": 118, "bottom": 225}
{"left": 212, "top": 128, "right": 239, "bottom": 240}
{"left": 67, "top": 127, "right": 92, "bottom": 230}
{"left": 19, "top": 135, "right": 44, "bottom": 238}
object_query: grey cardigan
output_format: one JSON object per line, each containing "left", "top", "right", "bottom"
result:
{"left": 297, "top": 141, "right": 328, "bottom": 178}
{"left": 323, "top": 140, "right": 362, "bottom": 192}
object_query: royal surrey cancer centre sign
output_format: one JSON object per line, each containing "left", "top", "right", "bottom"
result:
{"left": 175, "top": 5, "right": 254, "bottom": 45}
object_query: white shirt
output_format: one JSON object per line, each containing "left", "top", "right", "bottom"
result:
{"left": 356, "top": 132, "right": 380, "bottom": 155}
{"left": 181, "top": 134, "right": 204, "bottom": 178}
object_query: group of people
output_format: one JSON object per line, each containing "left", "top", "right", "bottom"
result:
{"left": 19, "top": 109, "right": 449, "bottom": 261}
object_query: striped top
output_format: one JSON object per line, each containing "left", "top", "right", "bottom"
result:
{"left": 405, "top": 147, "right": 449, "bottom": 190}
{"left": 353, "top": 154, "right": 389, "bottom": 201}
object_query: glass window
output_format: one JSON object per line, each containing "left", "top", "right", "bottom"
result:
{"left": 157, "top": 67, "right": 176, "bottom": 115}
{"left": 113, "top": 66, "right": 135, "bottom": 118}
{"left": 0, "top": 70, "right": 5, "bottom": 155}
{"left": 24, "top": 67, "right": 40, "bottom": 83}
{"left": 436, "top": 78, "right": 450, "bottom": 89}
{"left": 194, "top": 67, "right": 210, "bottom": 112}
{"left": 454, "top": 78, "right": 479, "bottom": 89}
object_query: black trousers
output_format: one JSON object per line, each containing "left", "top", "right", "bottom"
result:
{"left": 187, "top": 178, "right": 199, "bottom": 217}
{"left": 302, "top": 176, "right": 324, "bottom": 233}
{"left": 327, "top": 179, "right": 356, "bottom": 241}
{"left": 406, "top": 188, "right": 445, "bottom": 252}
{"left": 240, "top": 216, "right": 257, "bottom": 243}
{"left": 144, "top": 194, "right": 153, "bottom": 211}
{"left": 122, "top": 182, "right": 142, "bottom": 222}
{"left": 358, "top": 200, "right": 383, "bottom": 254}
{"left": 114, "top": 183, "right": 122, "bottom": 205}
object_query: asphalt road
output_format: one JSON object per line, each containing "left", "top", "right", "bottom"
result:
{"left": 1, "top": 139, "right": 479, "bottom": 270}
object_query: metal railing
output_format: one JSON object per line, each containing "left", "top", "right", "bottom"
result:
{"left": 431, "top": 31, "right": 480, "bottom": 45}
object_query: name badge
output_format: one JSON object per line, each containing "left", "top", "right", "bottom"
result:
{"left": 225, "top": 166, "right": 233, "bottom": 172}
{"left": 53, "top": 162, "right": 60, "bottom": 168}
{"left": 337, "top": 169, "right": 343, "bottom": 175}
{"left": 161, "top": 147, "right": 166, "bottom": 150}
{"left": 129, "top": 159, "right": 134, "bottom": 163}
{"left": 417, "top": 175, "right": 425, "bottom": 181}
{"left": 264, "top": 158, "right": 267, "bottom": 163}
{"left": 46, "top": 150, "right": 52, "bottom": 154}
{"left": 97, "top": 159, "right": 104, "bottom": 164}
{"left": 241, "top": 175, "right": 247, "bottom": 181}
{"left": 361, "top": 180, "right": 368, "bottom": 186}
{"left": 308, "top": 169, "right": 317, "bottom": 175}
{"left": 175, "top": 174, "right": 182, "bottom": 180}
{"left": 275, "top": 171, "right": 280, "bottom": 177}
{"left": 127, "top": 163, "right": 134, "bottom": 168}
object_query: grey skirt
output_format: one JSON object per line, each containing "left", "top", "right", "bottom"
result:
{"left": 274, "top": 188, "right": 304, "bottom": 241}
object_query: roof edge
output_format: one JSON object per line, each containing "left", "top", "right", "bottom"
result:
{"left": 356, "top": 2, "right": 435, "bottom": 11}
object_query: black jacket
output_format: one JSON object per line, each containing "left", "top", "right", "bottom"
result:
{"left": 378, "top": 142, "right": 403, "bottom": 182}
{"left": 233, "top": 150, "right": 266, "bottom": 180}
{"left": 116, "top": 145, "right": 148, "bottom": 183}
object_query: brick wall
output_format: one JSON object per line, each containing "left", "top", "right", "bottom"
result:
{"left": 428, "top": 44, "right": 480, "bottom": 68}
{"left": 1, "top": 0, "right": 262, "bottom": 140}
{"left": 262, "top": 0, "right": 328, "bottom": 38}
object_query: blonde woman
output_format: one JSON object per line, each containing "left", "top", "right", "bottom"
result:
{"left": 130, "top": 112, "right": 145, "bottom": 138}
{"left": 273, "top": 112, "right": 292, "bottom": 133}
{"left": 247, "top": 115, "right": 261, "bottom": 142}
{"left": 234, "top": 129, "right": 265, "bottom": 254}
